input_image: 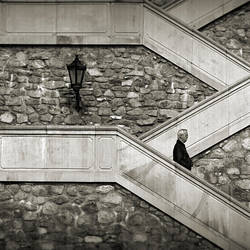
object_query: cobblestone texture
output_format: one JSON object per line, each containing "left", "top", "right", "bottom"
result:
{"left": 200, "top": 2, "right": 250, "bottom": 63}
{"left": 0, "top": 183, "right": 220, "bottom": 250}
{"left": 192, "top": 126, "right": 250, "bottom": 208}
{"left": 0, "top": 46, "right": 215, "bottom": 136}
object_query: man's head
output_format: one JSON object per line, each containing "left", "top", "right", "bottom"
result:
{"left": 177, "top": 129, "right": 188, "bottom": 143}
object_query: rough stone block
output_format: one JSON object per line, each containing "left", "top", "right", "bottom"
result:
{"left": 0, "top": 112, "right": 15, "bottom": 124}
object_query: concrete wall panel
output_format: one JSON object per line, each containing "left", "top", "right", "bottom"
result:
{"left": 96, "top": 136, "right": 116, "bottom": 170}
{"left": 1, "top": 136, "right": 45, "bottom": 169}
{"left": 57, "top": 4, "right": 108, "bottom": 33}
{"left": 46, "top": 136, "right": 94, "bottom": 169}
{"left": 112, "top": 4, "right": 140, "bottom": 33}
{"left": 6, "top": 4, "right": 56, "bottom": 32}
{"left": 0, "top": 2, "right": 143, "bottom": 44}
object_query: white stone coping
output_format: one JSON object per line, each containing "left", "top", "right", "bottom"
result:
{"left": 140, "top": 76, "right": 250, "bottom": 142}
{"left": 165, "top": 0, "right": 249, "bottom": 29}
{"left": 143, "top": 1, "right": 250, "bottom": 71}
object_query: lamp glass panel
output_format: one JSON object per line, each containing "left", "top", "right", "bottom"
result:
{"left": 68, "top": 68, "right": 76, "bottom": 86}
{"left": 77, "top": 68, "right": 83, "bottom": 85}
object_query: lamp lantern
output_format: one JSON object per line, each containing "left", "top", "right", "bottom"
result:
{"left": 67, "top": 55, "right": 86, "bottom": 111}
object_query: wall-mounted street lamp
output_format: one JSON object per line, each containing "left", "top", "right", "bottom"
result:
{"left": 67, "top": 55, "right": 86, "bottom": 111}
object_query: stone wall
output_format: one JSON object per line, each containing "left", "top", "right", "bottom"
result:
{"left": 0, "top": 183, "right": 220, "bottom": 250}
{"left": 200, "top": 2, "right": 250, "bottom": 63}
{"left": 192, "top": 126, "right": 250, "bottom": 208}
{"left": 0, "top": 46, "right": 215, "bottom": 136}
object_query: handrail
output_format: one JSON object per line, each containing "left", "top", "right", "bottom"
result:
{"left": 143, "top": 0, "right": 250, "bottom": 71}
{"left": 116, "top": 127, "right": 250, "bottom": 216}
{"left": 140, "top": 75, "right": 250, "bottom": 141}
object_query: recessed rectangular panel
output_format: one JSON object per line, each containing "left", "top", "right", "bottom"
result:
{"left": 46, "top": 137, "right": 94, "bottom": 169}
{"left": 1, "top": 136, "right": 45, "bottom": 169}
{"left": 97, "top": 136, "right": 116, "bottom": 170}
{"left": 113, "top": 4, "right": 141, "bottom": 33}
{"left": 7, "top": 4, "right": 56, "bottom": 32}
{"left": 0, "top": 3, "right": 4, "bottom": 33}
{"left": 57, "top": 4, "right": 108, "bottom": 33}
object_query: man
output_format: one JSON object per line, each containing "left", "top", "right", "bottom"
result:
{"left": 173, "top": 129, "right": 192, "bottom": 170}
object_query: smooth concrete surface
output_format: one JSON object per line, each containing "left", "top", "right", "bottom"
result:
{"left": 57, "top": 4, "right": 108, "bottom": 33}
{"left": 0, "top": 125, "right": 249, "bottom": 250}
{"left": 0, "top": 1, "right": 249, "bottom": 91}
{"left": 0, "top": 132, "right": 116, "bottom": 171}
{"left": 0, "top": 2, "right": 143, "bottom": 44}
{"left": 165, "top": 0, "right": 249, "bottom": 29}
{"left": 7, "top": 4, "right": 56, "bottom": 32}
{"left": 141, "top": 77, "right": 250, "bottom": 158}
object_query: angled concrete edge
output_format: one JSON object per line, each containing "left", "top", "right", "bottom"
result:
{"left": 164, "top": 0, "right": 249, "bottom": 29}
{"left": 139, "top": 76, "right": 250, "bottom": 142}
{"left": 143, "top": 0, "right": 250, "bottom": 71}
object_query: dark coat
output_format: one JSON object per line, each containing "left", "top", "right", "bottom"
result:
{"left": 173, "top": 139, "right": 192, "bottom": 170}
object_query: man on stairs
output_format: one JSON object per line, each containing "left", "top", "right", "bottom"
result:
{"left": 173, "top": 129, "right": 192, "bottom": 171}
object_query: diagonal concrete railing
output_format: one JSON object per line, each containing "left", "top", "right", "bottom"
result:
{"left": 148, "top": 0, "right": 249, "bottom": 29}
{"left": 140, "top": 76, "right": 250, "bottom": 158}
{"left": 0, "top": 125, "right": 249, "bottom": 250}
{"left": 143, "top": 2, "right": 250, "bottom": 91}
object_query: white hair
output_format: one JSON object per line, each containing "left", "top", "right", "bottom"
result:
{"left": 177, "top": 129, "right": 188, "bottom": 139}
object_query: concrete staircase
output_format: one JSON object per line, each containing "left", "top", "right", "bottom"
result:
{"left": 140, "top": 2, "right": 250, "bottom": 167}
{"left": 0, "top": 126, "right": 249, "bottom": 250}
{"left": 134, "top": 5, "right": 250, "bottom": 249}
{"left": 140, "top": 76, "right": 250, "bottom": 158}
{"left": 143, "top": 2, "right": 250, "bottom": 91}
